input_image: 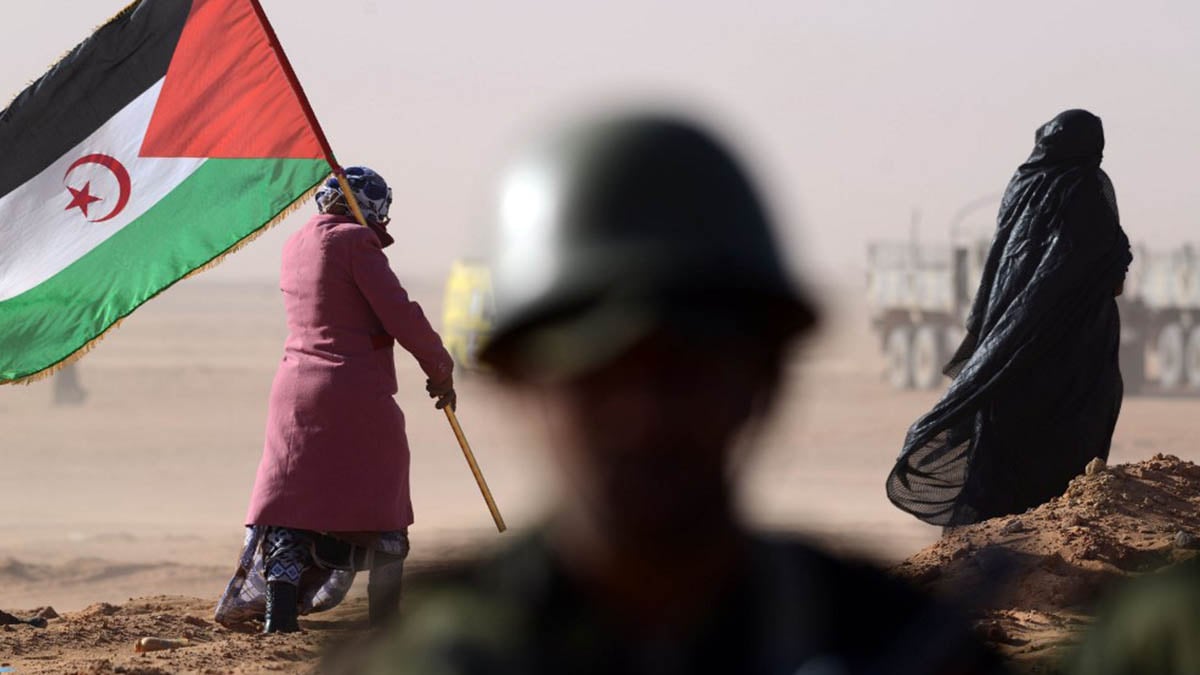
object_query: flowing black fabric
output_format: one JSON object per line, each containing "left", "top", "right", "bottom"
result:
{"left": 887, "top": 110, "right": 1132, "bottom": 526}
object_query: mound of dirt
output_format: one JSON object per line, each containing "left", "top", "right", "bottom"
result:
{"left": 894, "top": 454, "right": 1200, "bottom": 671}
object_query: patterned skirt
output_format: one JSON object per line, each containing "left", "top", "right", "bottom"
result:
{"left": 213, "top": 526, "right": 409, "bottom": 627}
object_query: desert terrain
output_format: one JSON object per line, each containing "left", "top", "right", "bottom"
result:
{"left": 3, "top": 278, "right": 1199, "bottom": 672}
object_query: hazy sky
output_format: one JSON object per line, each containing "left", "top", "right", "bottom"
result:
{"left": 3, "top": 1, "right": 1197, "bottom": 287}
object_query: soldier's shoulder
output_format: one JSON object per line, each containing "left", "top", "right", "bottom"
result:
{"left": 759, "top": 535, "right": 1004, "bottom": 672}
{"left": 358, "top": 535, "right": 553, "bottom": 674}
{"left": 755, "top": 534, "right": 938, "bottom": 631}
{"left": 360, "top": 533, "right": 1000, "bottom": 674}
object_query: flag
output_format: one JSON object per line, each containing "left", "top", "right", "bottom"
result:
{"left": 0, "top": 0, "right": 337, "bottom": 384}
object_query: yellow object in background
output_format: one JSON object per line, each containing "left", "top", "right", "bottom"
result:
{"left": 441, "top": 260, "right": 495, "bottom": 371}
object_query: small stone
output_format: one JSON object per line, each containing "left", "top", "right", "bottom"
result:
{"left": 1085, "top": 457, "right": 1107, "bottom": 476}
{"left": 1174, "top": 531, "right": 1197, "bottom": 549}
{"left": 1001, "top": 518, "right": 1025, "bottom": 535}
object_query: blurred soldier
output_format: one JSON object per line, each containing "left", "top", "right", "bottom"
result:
{"left": 359, "top": 115, "right": 1003, "bottom": 674}
{"left": 215, "top": 167, "right": 456, "bottom": 634}
{"left": 888, "top": 109, "right": 1131, "bottom": 527}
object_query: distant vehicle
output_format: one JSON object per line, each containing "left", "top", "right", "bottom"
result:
{"left": 1129, "top": 245, "right": 1200, "bottom": 392}
{"left": 867, "top": 233, "right": 1200, "bottom": 396}
{"left": 441, "top": 259, "right": 495, "bottom": 371}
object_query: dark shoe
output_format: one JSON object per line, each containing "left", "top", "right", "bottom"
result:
{"left": 264, "top": 581, "right": 301, "bottom": 634}
{"left": 368, "top": 582, "right": 402, "bottom": 628}
{"left": 368, "top": 556, "right": 405, "bottom": 628}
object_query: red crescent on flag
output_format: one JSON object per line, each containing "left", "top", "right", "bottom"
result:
{"left": 64, "top": 154, "right": 132, "bottom": 223}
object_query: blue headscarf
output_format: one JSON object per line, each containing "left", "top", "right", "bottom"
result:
{"left": 315, "top": 166, "right": 393, "bottom": 226}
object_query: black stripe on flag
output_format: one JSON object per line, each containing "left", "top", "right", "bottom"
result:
{"left": 0, "top": 0, "right": 192, "bottom": 200}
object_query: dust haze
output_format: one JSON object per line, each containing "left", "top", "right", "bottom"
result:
{"left": 2, "top": 0, "right": 1199, "bottom": 627}
{"left": 5, "top": 1, "right": 1196, "bottom": 286}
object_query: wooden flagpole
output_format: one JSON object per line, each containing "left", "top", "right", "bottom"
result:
{"left": 337, "top": 178, "right": 506, "bottom": 534}
{"left": 336, "top": 176, "right": 506, "bottom": 533}
{"left": 249, "top": 0, "right": 505, "bottom": 534}
{"left": 444, "top": 408, "right": 507, "bottom": 533}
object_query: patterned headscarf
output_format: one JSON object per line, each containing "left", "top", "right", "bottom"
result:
{"left": 315, "top": 166, "right": 393, "bottom": 226}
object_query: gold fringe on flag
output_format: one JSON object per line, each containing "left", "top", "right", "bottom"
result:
{"left": 183, "top": 184, "right": 320, "bottom": 282}
{"left": 3, "top": 2, "right": 328, "bottom": 385}
{"left": 6, "top": 0, "right": 142, "bottom": 111}
{"left": 4, "top": 182, "right": 323, "bottom": 386}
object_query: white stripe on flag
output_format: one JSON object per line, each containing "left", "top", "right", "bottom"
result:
{"left": 0, "top": 79, "right": 206, "bottom": 301}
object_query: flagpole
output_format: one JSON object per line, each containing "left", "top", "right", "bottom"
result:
{"left": 444, "top": 408, "right": 507, "bottom": 533}
{"left": 248, "top": 0, "right": 506, "bottom": 534}
{"left": 332, "top": 170, "right": 369, "bottom": 226}
{"left": 334, "top": 177, "right": 506, "bottom": 534}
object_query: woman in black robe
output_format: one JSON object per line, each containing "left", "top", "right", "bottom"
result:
{"left": 887, "top": 109, "right": 1132, "bottom": 526}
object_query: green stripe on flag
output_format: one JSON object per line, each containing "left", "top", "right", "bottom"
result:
{"left": 0, "top": 158, "right": 329, "bottom": 382}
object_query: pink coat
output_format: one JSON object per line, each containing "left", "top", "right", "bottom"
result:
{"left": 245, "top": 214, "right": 453, "bottom": 532}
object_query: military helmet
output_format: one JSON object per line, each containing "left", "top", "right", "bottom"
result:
{"left": 479, "top": 113, "right": 816, "bottom": 377}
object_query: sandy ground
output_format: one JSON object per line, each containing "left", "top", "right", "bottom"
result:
{"left": 3, "top": 279, "right": 1200, "bottom": 670}
{"left": 895, "top": 454, "right": 1200, "bottom": 672}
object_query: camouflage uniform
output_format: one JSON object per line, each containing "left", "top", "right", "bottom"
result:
{"left": 361, "top": 532, "right": 1002, "bottom": 675}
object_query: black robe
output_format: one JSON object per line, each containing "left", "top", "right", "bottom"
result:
{"left": 887, "top": 109, "right": 1132, "bottom": 526}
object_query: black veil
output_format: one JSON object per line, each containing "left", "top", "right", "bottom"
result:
{"left": 887, "top": 110, "right": 1132, "bottom": 526}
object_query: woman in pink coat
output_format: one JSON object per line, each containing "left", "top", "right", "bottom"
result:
{"left": 216, "top": 167, "right": 455, "bottom": 633}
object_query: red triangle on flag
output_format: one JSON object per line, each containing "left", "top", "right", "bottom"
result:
{"left": 140, "top": 0, "right": 327, "bottom": 160}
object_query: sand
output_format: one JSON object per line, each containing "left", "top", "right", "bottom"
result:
{"left": 895, "top": 454, "right": 1200, "bottom": 671}
{"left": 1, "top": 596, "right": 338, "bottom": 674}
{"left": 4, "top": 279, "right": 1200, "bottom": 671}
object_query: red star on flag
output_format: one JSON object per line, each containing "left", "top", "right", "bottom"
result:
{"left": 65, "top": 182, "right": 102, "bottom": 217}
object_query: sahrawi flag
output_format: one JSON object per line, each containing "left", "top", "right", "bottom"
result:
{"left": 0, "top": 0, "right": 338, "bottom": 383}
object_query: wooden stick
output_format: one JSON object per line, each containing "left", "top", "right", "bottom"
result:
{"left": 247, "top": 2, "right": 505, "bottom": 534}
{"left": 333, "top": 170, "right": 370, "bottom": 228}
{"left": 332, "top": 168, "right": 505, "bottom": 533}
{"left": 444, "top": 407, "right": 507, "bottom": 532}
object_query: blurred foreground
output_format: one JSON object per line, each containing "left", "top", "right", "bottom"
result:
{"left": 3, "top": 279, "right": 1200, "bottom": 670}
